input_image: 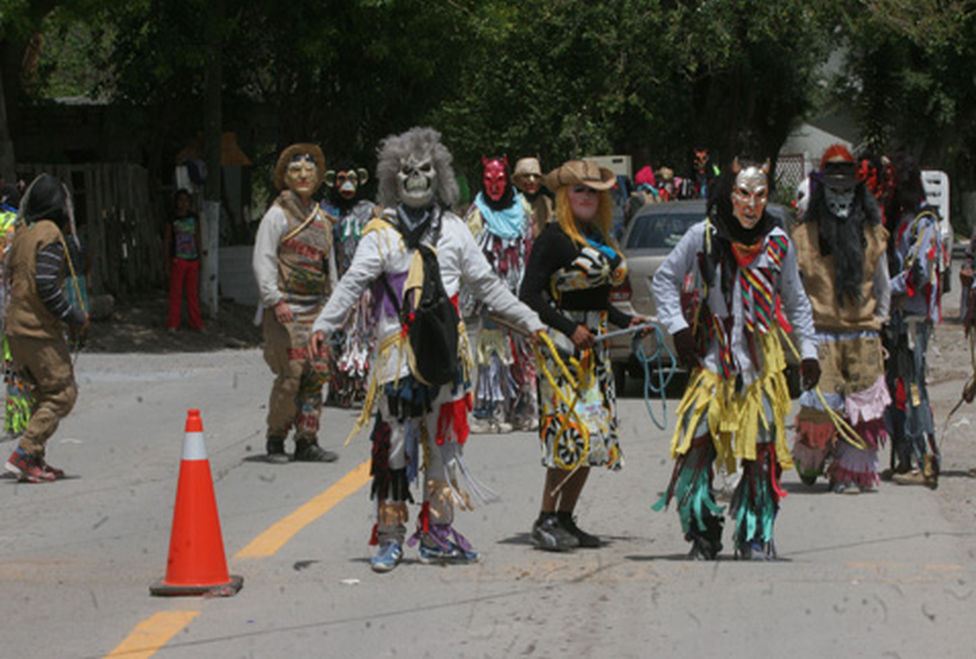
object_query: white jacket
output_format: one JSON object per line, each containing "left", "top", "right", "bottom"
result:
{"left": 313, "top": 208, "right": 545, "bottom": 384}
{"left": 653, "top": 221, "right": 817, "bottom": 386}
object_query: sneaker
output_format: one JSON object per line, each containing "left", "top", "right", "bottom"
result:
{"left": 294, "top": 440, "right": 338, "bottom": 463}
{"left": 417, "top": 541, "right": 460, "bottom": 564}
{"left": 469, "top": 417, "right": 494, "bottom": 434}
{"left": 5, "top": 449, "right": 57, "bottom": 483}
{"left": 557, "top": 512, "right": 601, "bottom": 548}
{"left": 531, "top": 513, "right": 579, "bottom": 552}
{"left": 736, "top": 541, "right": 773, "bottom": 561}
{"left": 265, "top": 437, "right": 290, "bottom": 464}
{"left": 370, "top": 540, "right": 403, "bottom": 573}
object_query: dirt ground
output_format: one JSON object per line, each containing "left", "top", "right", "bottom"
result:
{"left": 82, "top": 290, "right": 262, "bottom": 353}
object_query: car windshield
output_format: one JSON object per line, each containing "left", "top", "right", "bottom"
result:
{"left": 626, "top": 213, "right": 701, "bottom": 249}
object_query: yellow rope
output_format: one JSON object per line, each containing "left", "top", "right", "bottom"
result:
{"left": 776, "top": 325, "right": 867, "bottom": 451}
{"left": 533, "top": 332, "right": 591, "bottom": 472}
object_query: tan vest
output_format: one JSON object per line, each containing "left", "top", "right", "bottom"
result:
{"left": 5, "top": 219, "right": 68, "bottom": 340}
{"left": 275, "top": 192, "right": 333, "bottom": 309}
{"left": 793, "top": 221, "right": 889, "bottom": 331}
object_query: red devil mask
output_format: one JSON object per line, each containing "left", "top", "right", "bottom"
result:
{"left": 482, "top": 157, "right": 508, "bottom": 202}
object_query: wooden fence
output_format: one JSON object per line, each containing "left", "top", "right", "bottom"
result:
{"left": 17, "top": 163, "right": 164, "bottom": 296}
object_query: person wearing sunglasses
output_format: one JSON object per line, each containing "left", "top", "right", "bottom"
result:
{"left": 519, "top": 160, "right": 647, "bottom": 552}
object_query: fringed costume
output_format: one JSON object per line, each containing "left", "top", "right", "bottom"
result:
{"left": 791, "top": 157, "right": 892, "bottom": 492}
{"left": 322, "top": 184, "right": 376, "bottom": 408}
{"left": 463, "top": 168, "right": 537, "bottom": 433}
{"left": 312, "top": 128, "right": 543, "bottom": 570}
{"left": 0, "top": 199, "right": 32, "bottom": 439}
{"left": 652, "top": 161, "right": 817, "bottom": 560}
{"left": 884, "top": 204, "right": 943, "bottom": 486}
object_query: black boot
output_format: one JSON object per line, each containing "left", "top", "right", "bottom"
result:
{"left": 294, "top": 438, "right": 338, "bottom": 462}
{"left": 557, "top": 511, "right": 601, "bottom": 548}
{"left": 266, "top": 437, "right": 290, "bottom": 464}
{"left": 687, "top": 514, "right": 724, "bottom": 560}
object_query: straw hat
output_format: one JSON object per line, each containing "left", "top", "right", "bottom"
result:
{"left": 273, "top": 143, "right": 326, "bottom": 191}
{"left": 543, "top": 160, "right": 615, "bottom": 192}
{"left": 512, "top": 157, "right": 543, "bottom": 183}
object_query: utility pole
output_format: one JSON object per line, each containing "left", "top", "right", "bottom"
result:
{"left": 200, "top": 0, "right": 224, "bottom": 318}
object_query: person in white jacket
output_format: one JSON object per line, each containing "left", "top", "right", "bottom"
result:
{"left": 652, "top": 159, "right": 819, "bottom": 560}
{"left": 310, "top": 127, "right": 544, "bottom": 573}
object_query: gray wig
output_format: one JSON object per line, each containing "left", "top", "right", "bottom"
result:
{"left": 375, "top": 126, "right": 459, "bottom": 208}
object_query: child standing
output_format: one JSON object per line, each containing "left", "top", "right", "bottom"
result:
{"left": 164, "top": 189, "right": 204, "bottom": 331}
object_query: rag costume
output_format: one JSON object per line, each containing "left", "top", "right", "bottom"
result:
{"left": 512, "top": 157, "right": 553, "bottom": 237}
{"left": 791, "top": 156, "right": 892, "bottom": 491}
{"left": 311, "top": 128, "right": 544, "bottom": 571}
{"left": 3, "top": 174, "right": 87, "bottom": 483}
{"left": 0, "top": 189, "right": 32, "bottom": 438}
{"left": 252, "top": 143, "right": 338, "bottom": 463}
{"left": 464, "top": 156, "right": 537, "bottom": 433}
{"left": 882, "top": 157, "right": 944, "bottom": 487}
{"left": 321, "top": 164, "right": 377, "bottom": 407}
{"left": 652, "top": 160, "right": 817, "bottom": 559}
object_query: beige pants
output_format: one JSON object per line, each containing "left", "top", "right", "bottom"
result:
{"left": 262, "top": 309, "right": 330, "bottom": 440}
{"left": 9, "top": 335, "right": 77, "bottom": 456}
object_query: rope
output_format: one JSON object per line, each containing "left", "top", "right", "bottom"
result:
{"left": 632, "top": 323, "right": 677, "bottom": 430}
{"left": 775, "top": 324, "right": 867, "bottom": 451}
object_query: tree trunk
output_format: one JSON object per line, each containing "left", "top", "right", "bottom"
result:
{"left": 200, "top": 0, "right": 224, "bottom": 319}
{"left": 0, "top": 65, "right": 15, "bottom": 182}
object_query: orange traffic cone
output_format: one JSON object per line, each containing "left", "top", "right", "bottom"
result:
{"left": 150, "top": 409, "right": 243, "bottom": 596}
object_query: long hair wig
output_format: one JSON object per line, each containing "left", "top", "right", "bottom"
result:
{"left": 375, "top": 127, "right": 459, "bottom": 208}
{"left": 554, "top": 186, "right": 614, "bottom": 247}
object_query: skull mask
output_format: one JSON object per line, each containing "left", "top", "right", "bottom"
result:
{"left": 397, "top": 153, "right": 437, "bottom": 209}
{"left": 730, "top": 158, "right": 769, "bottom": 229}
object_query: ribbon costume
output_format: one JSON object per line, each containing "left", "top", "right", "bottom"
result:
{"left": 321, "top": 163, "right": 377, "bottom": 408}
{"left": 0, "top": 184, "right": 32, "bottom": 439}
{"left": 791, "top": 146, "right": 892, "bottom": 492}
{"left": 310, "top": 128, "right": 544, "bottom": 572}
{"left": 882, "top": 154, "right": 944, "bottom": 488}
{"left": 652, "top": 160, "right": 819, "bottom": 560}
{"left": 464, "top": 156, "right": 537, "bottom": 433}
{"left": 252, "top": 144, "right": 339, "bottom": 464}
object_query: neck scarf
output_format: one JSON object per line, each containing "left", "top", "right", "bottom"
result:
{"left": 473, "top": 192, "right": 523, "bottom": 240}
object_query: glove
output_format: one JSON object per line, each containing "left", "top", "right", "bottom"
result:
{"left": 801, "top": 358, "right": 821, "bottom": 390}
{"left": 672, "top": 328, "right": 701, "bottom": 369}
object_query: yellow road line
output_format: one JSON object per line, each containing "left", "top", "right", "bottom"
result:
{"left": 105, "top": 611, "right": 200, "bottom": 659}
{"left": 234, "top": 459, "right": 371, "bottom": 558}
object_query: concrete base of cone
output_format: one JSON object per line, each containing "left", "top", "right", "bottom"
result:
{"left": 150, "top": 574, "right": 243, "bottom": 597}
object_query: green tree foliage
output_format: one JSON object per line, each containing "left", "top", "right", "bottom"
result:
{"left": 838, "top": 0, "right": 975, "bottom": 190}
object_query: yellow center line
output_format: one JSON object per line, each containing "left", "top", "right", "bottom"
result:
{"left": 234, "top": 459, "right": 371, "bottom": 559}
{"left": 104, "top": 459, "right": 370, "bottom": 658}
{"left": 105, "top": 611, "right": 201, "bottom": 659}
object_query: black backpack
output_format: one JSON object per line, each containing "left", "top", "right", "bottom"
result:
{"left": 380, "top": 221, "right": 460, "bottom": 387}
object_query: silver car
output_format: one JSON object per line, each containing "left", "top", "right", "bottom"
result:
{"left": 610, "top": 200, "right": 799, "bottom": 392}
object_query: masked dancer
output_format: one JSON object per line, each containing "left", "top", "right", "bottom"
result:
{"left": 309, "top": 128, "right": 544, "bottom": 572}
{"left": 652, "top": 159, "right": 818, "bottom": 560}
{"left": 3, "top": 174, "right": 88, "bottom": 482}
{"left": 464, "top": 156, "right": 537, "bottom": 433}
{"left": 791, "top": 145, "right": 891, "bottom": 493}
{"left": 252, "top": 144, "right": 338, "bottom": 464}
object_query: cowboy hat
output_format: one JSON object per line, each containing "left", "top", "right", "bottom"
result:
{"left": 512, "top": 157, "right": 543, "bottom": 182}
{"left": 273, "top": 143, "right": 326, "bottom": 191}
{"left": 543, "top": 160, "right": 615, "bottom": 192}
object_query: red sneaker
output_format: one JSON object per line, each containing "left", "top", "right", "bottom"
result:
{"left": 4, "top": 450, "right": 57, "bottom": 483}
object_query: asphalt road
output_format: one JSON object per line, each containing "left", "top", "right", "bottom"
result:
{"left": 2, "top": 339, "right": 975, "bottom": 658}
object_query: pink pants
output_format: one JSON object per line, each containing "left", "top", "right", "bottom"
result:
{"left": 167, "top": 257, "right": 203, "bottom": 330}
